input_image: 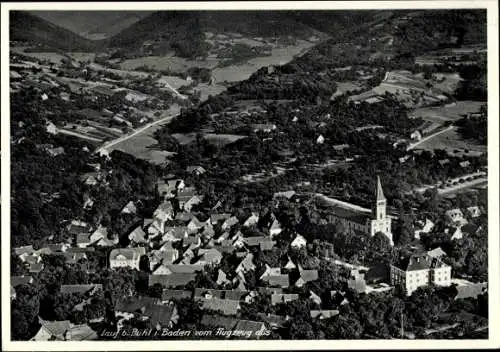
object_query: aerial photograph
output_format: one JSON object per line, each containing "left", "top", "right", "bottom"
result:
{"left": 5, "top": 6, "right": 491, "bottom": 343}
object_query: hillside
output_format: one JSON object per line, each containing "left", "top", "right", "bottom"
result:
{"left": 106, "top": 11, "right": 328, "bottom": 58}
{"left": 31, "top": 11, "right": 152, "bottom": 40}
{"left": 10, "top": 11, "right": 96, "bottom": 51}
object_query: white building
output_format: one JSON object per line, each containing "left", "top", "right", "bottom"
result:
{"left": 390, "top": 253, "right": 451, "bottom": 296}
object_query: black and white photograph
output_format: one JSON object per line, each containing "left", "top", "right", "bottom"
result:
{"left": 1, "top": 1, "right": 498, "bottom": 350}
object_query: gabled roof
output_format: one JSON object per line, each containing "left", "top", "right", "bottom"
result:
{"left": 162, "top": 289, "right": 192, "bottom": 301}
{"left": 263, "top": 275, "right": 290, "bottom": 288}
{"left": 256, "top": 313, "right": 289, "bottom": 328}
{"left": 300, "top": 270, "right": 319, "bottom": 282}
{"left": 129, "top": 226, "right": 146, "bottom": 243}
{"left": 109, "top": 248, "right": 142, "bottom": 261}
{"left": 310, "top": 310, "right": 339, "bottom": 319}
{"left": 234, "top": 320, "right": 266, "bottom": 337}
{"left": 11, "top": 275, "right": 33, "bottom": 287}
{"left": 201, "top": 314, "right": 238, "bottom": 329}
{"left": 121, "top": 201, "right": 137, "bottom": 214}
{"left": 38, "top": 319, "right": 71, "bottom": 339}
{"left": 210, "top": 213, "right": 231, "bottom": 223}
{"left": 271, "top": 293, "right": 299, "bottom": 305}
{"left": 14, "top": 245, "right": 34, "bottom": 256}
{"left": 200, "top": 297, "right": 240, "bottom": 315}
{"left": 76, "top": 233, "right": 90, "bottom": 244}
{"left": 427, "top": 247, "right": 446, "bottom": 259}
{"left": 60, "top": 284, "right": 102, "bottom": 295}
{"left": 148, "top": 273, "right": 196, "bottom": 288}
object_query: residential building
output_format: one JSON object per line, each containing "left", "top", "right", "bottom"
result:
{"left": 390, "top": 253, "right": 452, "bottom": 296}
{"left": 109, "top": 248, "right": 145, "bottom": 270}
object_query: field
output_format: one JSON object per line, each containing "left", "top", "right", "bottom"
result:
{"left": 203, "top": 133, "right": 247, "bottom": 146}
{"left": 157, "top": 75, "right": 191, "bottom": 90}
{"left": 172, "top": 133, "right": 246, "bottom": 146}
{"left": 410, "top": 101, "right": 486, "bottom": 123}
{"left": 11, "top": 47, "right": 66, "bottom": 63}
{"left": 120, "top": 54, "right": 221, "bottom": 72}
{"left": 331, "top": 81, "right": 363, "bottom": 99}
{"left": 197, "top": 83, "right": 227, "bottom": 102}
{"left": 68, "top": 52, "right": 96, "bottom": 63}
{"left": 416, "top": 127, "right": 486, "bottom": 156}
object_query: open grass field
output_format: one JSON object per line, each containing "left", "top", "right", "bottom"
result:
{"left": 410, "top": 101, "right": 486, "bottom": 123}
{"left": 212, "top": 40, "right": 315, "bottom": 83}
{"left": 332, "top": 81, "right": 363, "bottom": 98}
{"left": 68, "top": 52, "right": 96, "bottom": 63}
{"left": 120, "top": 54, "right": 221, "bottom": 72}
{"left": 157, "top": 75, "right": 191, "bottom": 90}
{"left": 203, "top": 133, "right": 247, "bottom": 146}
{"left": 416, "top": 127, "right": 486, "bottom": 156}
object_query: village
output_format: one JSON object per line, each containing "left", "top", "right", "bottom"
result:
{"left": 8, "top": 9, "right": 489, "bottom": 342}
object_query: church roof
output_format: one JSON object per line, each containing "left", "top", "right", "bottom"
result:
{"left": 376, "top": 176, "right": 386, "bottom": 201}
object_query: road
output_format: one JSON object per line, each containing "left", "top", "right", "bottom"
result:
{"left": 95, "top": 112, "right": 180, "bottom": 155}
{"left": 406, "top": 125, "right": 455, "bottom": 151}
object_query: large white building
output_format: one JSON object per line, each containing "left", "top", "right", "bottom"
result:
{"left": 390, "top": 253, "right": 451, "bottom": 296}
{"left": 320, "top": 176, "right": 393, "bottom": 245}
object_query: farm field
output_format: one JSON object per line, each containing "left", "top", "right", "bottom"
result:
{"left": 120, "top": 54, "right": 221, "bottom": 72}
{"left": 416, "top": 127, "right": 486, "bottom": 156}
{"left": 157, "top": 75, "right": 191, "bottom": 90}
{"left": 409, "top": 101, "right": 486, "bottom": 123}
{"left": 68, "top": 52, "right": 96, "bottom": 63}
{"left": 197, "top": 83, "right": 227, "bottom": 102}
{"left": 331, "top": 81, "right": 363, "bottom": 98}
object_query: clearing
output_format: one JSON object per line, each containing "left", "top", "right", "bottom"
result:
{"left": 410, "top": 101, "right": 486, "bottom": 123}
{"left": 415, "top": 127, "right": 486, "bottom": 156}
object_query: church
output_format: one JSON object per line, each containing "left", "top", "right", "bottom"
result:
{"left": 317, "top": 176, "right": 393, "bottom": 245}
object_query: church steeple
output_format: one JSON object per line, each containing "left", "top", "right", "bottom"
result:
{"left": 376, "top": 176, "right": 386, "bottom": 201}
{"left": 374, "top": 176, "right": 387, "bottom": 221}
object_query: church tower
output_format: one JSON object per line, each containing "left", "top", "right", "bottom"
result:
{"left": 375, "top": 176, "right": 387, "bottom": 221}
{"left": 370, "top": 176, "right": 393, "bottom": 245}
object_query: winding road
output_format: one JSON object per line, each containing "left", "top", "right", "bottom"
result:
{"left": 95, "top": 112, "right": 180, "bottom": 155}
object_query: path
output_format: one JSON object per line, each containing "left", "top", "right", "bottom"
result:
{"left": 406, "top": 125, "right": 455, "bottom": 151}
{"left": 95, "top": 112, "right": 180, "bottom": 154}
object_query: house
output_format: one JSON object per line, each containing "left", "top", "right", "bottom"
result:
{"left": 459, "top": 161, "right": 471, "bottom": 168}
{"left": 217, "top": 270, "right": 231, "bottom": 286}
{"left": 222, "top": 216, "right": 239, "bottom": 230}
{"left": 290, "top": 234, "right": 307, "bottom": 249}
{"left": 109, "top": 248, "right": 145, "bottom": 270}
{"left": 201, "top": 314, "right": 238, "bottom": 330}
{"left": 236, "top": 253, "right": 256, "bottom": 276}
{"left": 259, "top": 264, "right": 281, "bottom": 279}
{"left": 347, "top": 269, "right": 367, "bottom": 293}
{"left": 187, "top": 216, "right": 204, "bottom": 233}
{"left": 29, "top": 262, "right": 44, "bottom": 274}
{"left": 309, "top": 291, "right": 322, "bottom": 306}
{"left": 115, "top": 297, "right": 179, "bottom": 329}
{"left": 47, "top": 146, "right": 65, "bottom": 157}
{"left": 273, "top": 191, "right": 297, "bottom": 202}
{"left": 233, "top": 320, "right": 268, "bottom": 339}
{"left": 148, "top": 273, "right": 196, "bottom": 288}
{"left": 283, "top": 257, "right": 297, "bottom": 270}
{"left": 262, "top": 275, "right": 290, "bottom": 288}
{"left": 257, "top": 313, "right": 289, "bottom": 329}
{"left": 89, "top": 225, "right": 108, "bottom": 244}
{"left": 197, "top": 248, "right": 223, "bottom": 266}
{"left": 450, "top": 226, "right": 463, "bottom": 240}
{"left": 251, "top": 124, "right": 277, "bottom": 133}
{"left": 445, "top": 209, "right": 467, "bottom": 225}
{"left": 316, "top": 135, "right": 325, "bottom": 144}
{"left": 76, "top": 234, "right": 91, "bottom": 248}
{"left": 162, "top": 227, "right": 189, "bottom": 242}
{"left": 466, "top": 206, "right": 482, "bottom": 218}
{"left": 128, "top": 226, "right": 147, "bottom": 244}
{"left": 32, "top": 318, "right": 97, "bottom": 341}
{"left": 150, "top": 249, "right": 179, "bottom": 271}
{"left": 80, "top": 173, "right": 99, "bottom": 186}
{"left": 121, "top": 201, "right": 137, "bottom": 215}
{"left": 269, "top": 219, "right": 282, "bottom": 237}
{"left": 390, "top": 253, "right": 451, "bottom": 296}
{"left": 186, "top": 165, "right": 206, "bottom": 176}
{"left": 310, "top": 310, "right": 340, "bottom": 320}
{"left": 200, "top": 297, "right": 240, "bottom": 316}
{"left": 427, "top": 247, "right": 446, "bottom": 259}
{"left": 11, "top": 275, "right": 34, "bottom": 287}
{"left": 183, "top": 195, "right": 204, "bottom": 212}
{"left": 210, "top": 213, "right": 231, "bottom": 225}
{"left": 271, "top": 293, "right": 299, "bottom": 306}
{"left": 414, "top": 218, "right": 435, "bottom": 239}
{"left": 161, "top": 290, "right": 192, "bottom": 302}
{"left": 243, "top": 213, "right": 259, "bottom": 227}
{"left": 295, "top": 269, "right": 319, "bottom": 287}
{"left": 60, "top": 284, "right": 102, "bottom": 296}
{"left": 410, "top": 130, "right": 422, "bottom": 141}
